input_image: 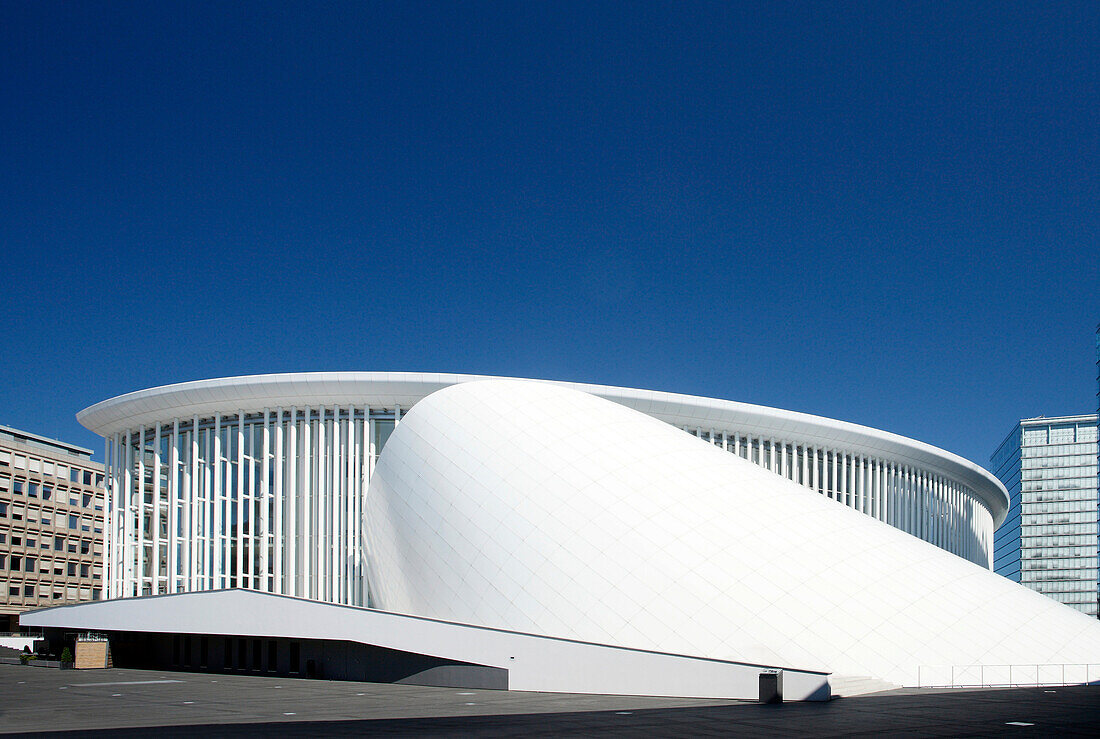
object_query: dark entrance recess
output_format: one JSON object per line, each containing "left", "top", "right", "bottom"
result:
{"left": 45, "top": 628, "right": 507, "bottom": 691}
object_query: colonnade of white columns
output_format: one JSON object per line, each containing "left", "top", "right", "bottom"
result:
{"left": 690, "top": 428, "right": 993, "bottom": 567}
{"left": 104, "top": 408, "right": 396, "bottom": 602}
{"left": 99, "top": 405, "right": 996, "bottom": 603}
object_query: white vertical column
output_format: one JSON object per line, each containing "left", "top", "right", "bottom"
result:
{"left": 845, "top": 454, "right": 852, "bottom": 508}
{"left": 935, "top": 475, "right": 943, "bottom": 548}
{"left": 329, "top": 406, "right": 339, "bottom": 603}
{"left": 212, "top": 416, "right": 222, "bottom": 589}
{"left": 906, "top": 465, "right": 913, "bottom": 534}
{"left": 917, "top": 470, "right": 925, "bottom": 541}
{"left": 924, "top": 473, "right": 931, "bottom": 545}
{"left": 927, "top": 473, "right": 935, "bottom": 545}
{"left": 102, "top": 437, "right": 111, "bottom": 599}
{"left": 882, "top": 462, "right": 890, "bottom": 526}
{"left": 345, "top": 405, "right": 354, "bottom": 604}
{"left": 318, "top": 409, "right": 328, "bottom": 601}
{"left": 956, "top": 484, "right": 963, "bottom": 557}
{"left": 273, "top": 408, "right": 284, "bottom": 594}
{"left": 119, "top": 431, "right": 127, "bottom": 597}
{"left": 106, "top": 435, "right": 115, "bottom": 598}
{"left": 188, "top": 417, "right": 199, "bottom": 591}
{"left": 127, "top": 429, "right": 135, "bottom": 596}
{"left": 908, "top": 467, "right": 916, "bottom": 536}
{"left": 368, "top": 416, "right": 377, "bottom": 480}
{"left": 948, "top": 482, "right": 955, "bottom": 556}
{"left": 152, "top": 423, "right": 162, "bottom": 594}
{"left": 106, "top": 434, "right": 115, "bottom": 598}
{"left": 858, "top": 456, "right": 866, "bottom": 513}
{"left": 235, "top": 411, "right": 244, "bottom": 589}
{"left": 260, "top": 409, "right": 271, "bottom": 591}
{"left": 839, "top": 454, "right": 847, "bottom": 506}
{"left": 886, "top": 462, "right": 895, "bottom": 527}
{"left": 863, "top": 457, "right": 871, "bottom": 517}
{"left": 866, "top": 458, "right": 874, "bottom": 516}
{"left": 287, "top": 407, "right": 298, "bottom": 597}
{"left": 334, "top": 406, "right": 342, "bottom": 602}
{"left": 126, "top": 430, "right": 136, "bottom": 595}
{"left": 136, "top": 425, "right": 146, "bottom": 595}
{"left": 937, "top": 477, "right": 946, "bottom": 545}
{"left": 353, "top": 408, "right": 362, "bottom": 605}
{"left": 851, "top": 455, "right": 858, "bottom": 509}
{"left": 301, "top": 406, "right": 312, "bottom": 598}
{"left": 168, "top": 419, "right": 179, "bottom": 593}
{"left": 878, "top": 461, "right": 885, "bottom": 525}
{"left": 833, "top": 453, "right": 840, "bottom": 504}
{"left": 900, "top": 465, "right": 909, "bottom": 534}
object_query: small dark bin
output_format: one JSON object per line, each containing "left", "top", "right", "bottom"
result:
{"left": 759, "top": 670, "right": 783, "bottom": 704}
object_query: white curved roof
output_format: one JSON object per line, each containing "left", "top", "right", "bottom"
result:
{"left": 77, "top": 370, "right": 1007, "bottom": 524}
{"left": 365, "top": 380, "right": 1100, "bottom": 687}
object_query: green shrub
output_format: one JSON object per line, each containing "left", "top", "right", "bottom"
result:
{"left": 60, "top": 647, "right": 74, "bottom": 663}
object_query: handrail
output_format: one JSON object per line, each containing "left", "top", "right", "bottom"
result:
{"left": 918, "top": 663, "right": 1100, "bottom": 688}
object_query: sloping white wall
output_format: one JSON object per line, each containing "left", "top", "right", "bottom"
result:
{"left": 365, "top": 380, "right": 1100, "bottom": 687}
{"left": 21, "top": 590, "right": 829, "bottom": 700}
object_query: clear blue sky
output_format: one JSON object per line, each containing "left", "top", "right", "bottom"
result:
{"left": 1, "top": 2, "right": 1097, "bottom": 466}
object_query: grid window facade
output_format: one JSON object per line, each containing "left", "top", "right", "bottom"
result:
{"left": 991, "top": 415, "right": 1099, "bottom": 617}
{"left": 0, "top": 426, "right": 105, "bottom": 631}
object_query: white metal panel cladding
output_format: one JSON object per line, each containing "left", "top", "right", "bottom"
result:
{"left": 365, "top": 380, "right": 1100, "bottom": 689}
{"left": 90, "top": 372, "right": 1007, "bottom": 601}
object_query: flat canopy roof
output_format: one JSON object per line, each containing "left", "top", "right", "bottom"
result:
{"left": 77, "top": 372, "right": 1009, "bottom": 524}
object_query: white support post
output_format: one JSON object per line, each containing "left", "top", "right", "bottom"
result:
{"left": 274, "top": 408, "right": 284, "bottom": 594}
{"left": 102, "top": 437, "right": 111, "bottom": 599}
{"left": 123, "top": 430, "right": 134, "bottom": 595}
{"left": 368, "top": 416, "right": 377, "bottom": 480}
{"left": 345, "top": 405, "right": 354, "bottom": 604}
{"left": 353, "top": 407, "right": 362, "bottom": 605}
{"left": 136, "top": 425, "right": 147, "bottom": 595}
{"left": 318, "top": 410, "right": 328, "bottom": 601}
{"left": 236, "top": 411, "right": 244, "bottom": 589}
{"left": 288, "top": 407, "right": 299, "bottom": 597}
{"left": 212, "top": 415, "right": 222, "bottom": 589}
{"left": 152, "top": 423, "right": 162, "bottom": 594}
{"left": 261, "top": 409, "right": 271, "bottom": 591}
{"left": 189, "top": 416, "right": 199, "bottom": 592}
{"left": 168, "top": 419, "right": 179, "bottom": 593}
{"left": 301, "top": 406, "right": 312, "bottom": 598}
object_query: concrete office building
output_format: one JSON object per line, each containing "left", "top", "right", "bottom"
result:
{"left": 991, "top": 415, "right": 1099, "bottom": 617}
{"left": 0, "top": 425, "right": 105, "bottom": 632}
{"left": 23, "top": 374, "right": 1100, "bottom": 698}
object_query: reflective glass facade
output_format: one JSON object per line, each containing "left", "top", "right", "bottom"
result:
{"left": 992, "top": 415, "right": 1099, "bottom": 616}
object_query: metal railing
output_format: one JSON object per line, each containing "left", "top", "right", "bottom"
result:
{"left": 918, "top": 663, "right": 1100, "bottom": 688}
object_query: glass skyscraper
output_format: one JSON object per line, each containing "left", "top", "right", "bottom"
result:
{"left": 991, "top": 414, "right": 1099, "bottom": 617}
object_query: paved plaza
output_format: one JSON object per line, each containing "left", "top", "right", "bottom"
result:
{"left": 2, "top": 664, "right": 1099, "bottom": 736}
